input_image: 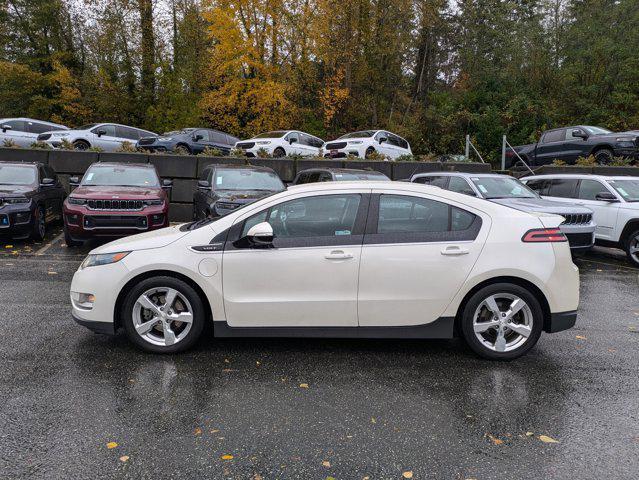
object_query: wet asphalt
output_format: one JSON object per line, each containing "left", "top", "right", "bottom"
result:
{"left": 0, "top": 228, "right": 638, "bottom": 479}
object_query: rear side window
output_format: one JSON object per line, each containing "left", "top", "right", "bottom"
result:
{"left": 2, "top": 120, "right": 26, "bottom": 132}
{"left": 447, "top": 176, "right": 476, "bottom": 196}
{"left": 28, "top": 122, "right": 54, "bottom": 134}
{"left": 541, "top": 129, "right": 565, "bottom": 143}
{"left": 210, "top": 131, "right": 228, "bottom": 144}
{"left": 578, "top": 180, "right": 608, "bottom": 200}
{"left": 547, "top": 179, "right": 578, "bottom": 198}
{"left": 413, "top": 176, "right": 448, "bottom": 188}
{"left": 523, "top": 179, "right": 550, "bottom": 195}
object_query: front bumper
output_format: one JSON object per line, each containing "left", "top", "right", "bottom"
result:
{"left": 73, "top": 313, "right": 116, "bottom": 335}
{"left": 0, "top": 203, "right": 35, "bottom": 237}
{"left": 544, "top": 310, "right": 577, "bottom": 333}
{"left": 324, "top": 146, "right": 366, "bottom": 159}
{"left": 64, "top": 204, "right": 168, "bottom": 240}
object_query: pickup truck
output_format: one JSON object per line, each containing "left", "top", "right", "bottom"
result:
{"left": 506, "top": 125, "right": 639, "bottom": 168}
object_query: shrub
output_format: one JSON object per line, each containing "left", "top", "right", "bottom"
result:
{"left": 256, "top": 148, "right": 271, "bottom": 158}
{"left": 609, "top": 156, "right": 635, "bottom": 167}
{"left": 575, "top": 155, "right": 596, "bottom": 166}
{"left": 395, "top": 154, "right": 417, "bottom": 162}
{"left": 116, "top": 141, "right": 138, "bottom": 153}
{"left": 363, "top": 150, "right": 389, "bottom": 161}
{"left": 30, "top": 141, "right": 51, "bottom": 149}
{"left": 229, "top": 147, "right": 246, "bottom": 157}
{"left": 552, "top": 159, "right": 566, "bottom": 166}
{"left": 2, "top": 139, "right": 19, "bottom": 148}
{"left": 198, "top": 147, "right": 224, "bottom": 157}
{"left": 87, "top": 146, "right": 103, "bottom": 152}
{"left": 59, "top": 138, "right": 74, "bottom": 150}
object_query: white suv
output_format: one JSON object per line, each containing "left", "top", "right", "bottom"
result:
{"left": 235, "top": 130, "right": 324, "bottom": 157}
{"left": 522, "top": 174, "right": 639, "bottom": 266}
{"left": 324, "top": 130, "right": 412, "bottom": 160}
{"left": 0, "top": 118, "right": 68, "bottom": 147}
{"left": 38, "top": 123, "right": 157, "bottom": 152}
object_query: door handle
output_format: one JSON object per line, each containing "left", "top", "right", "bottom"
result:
{"left": 325, "top": 250, "right": 354, "bottom": 260}
{"left": 441, "top": 246, "right": 469, "bottom": 256}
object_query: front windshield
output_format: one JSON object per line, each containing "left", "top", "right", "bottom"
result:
{"left": 338, "top": 130, "right": 376, "bottom": 139}
{"left": 583, "top": 126, "right": 612, "bottom": 135}
{"left": 214, "top": 169, "right": 285, "bottom": 191}
{"left": 0, "top": 164, "right": 37, "bottom": 185}
{"left": 335, "top": 172, "right": 389, "bottom": 181}
{"left": 470, "top": 176, "right": 537, "bottom": 199}
{"left": 607, "top": 179, "right": 639, "bottom": 202}
{"left": 253, "top": 131, "right": 287, "bottom": 139}
{"left": 77, "top": 123, "right": 98, "bottom": 130}
{"left": 82, "top": 165, "right": 160, "bottom": 187}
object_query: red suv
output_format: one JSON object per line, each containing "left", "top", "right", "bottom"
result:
{"left": 63, "top": 162, "right": 171, "bottom": 246}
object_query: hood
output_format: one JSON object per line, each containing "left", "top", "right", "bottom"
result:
{"left": 90, "top": 225, "right": 190, "bottom": 254}
{"left": 71, "top": 185, "right": 164, "bottom": 200}
{"left": 490, "top": 197, "right": 593, "bottom": 215}
{"left": 217, "top": 190, "right": 279, "bottom": 202}
{"left": 0, "top": 185, "right": 34, "bottom": 196}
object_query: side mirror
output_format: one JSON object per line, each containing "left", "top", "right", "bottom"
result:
{"left": 162, "top": 179, "right": 173, "bottom": 189}
{"left": 1, "top": 125, "right": 12, "bottom": 133}
{"left": 197, "top": 180, "right": 210, "bottom": 189}
{"left": 40, "top": 177, "right": 55, "bottom": 187}
{"left": 246, "top": 221, "right": 274, "bottom": 246}
{"left": 379, "top": 137, "right": 387, "bottom": 144}
{"left": 193, "top": 134, "right": 204, "bottom": 142}
{"left": 595, "top": 191, "right": 618, "bottom": 202}
{"left": 572, "top": 130, "right": 588, "bottom": 140}
{"left": 96, "top": 129, "right": 106, "bottom": 137}
{"left": 69, "top": 176, "right": 80, "bottom": 187}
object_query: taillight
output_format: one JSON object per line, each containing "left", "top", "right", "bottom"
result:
{"left": 522, "top": 228, "right": 567, "bottom": 243}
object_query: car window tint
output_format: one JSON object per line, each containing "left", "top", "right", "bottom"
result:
{"left": 94, "top": 125, "right": 117, "bottom": 137}
{"left": 548, "top": 178, "right": 578, "bottom": 198}
{"left": 319, "top": 172, "right": 333, "bottom": 182}
{"left": 578, "top": 179, "right": 607, "bottom": 200}
{"left": 541, "top": 129, "right": 565, "bottom": 143}
{"left": 447, "top": 176, "right": 476, "bottom": 196}
{"left": 241, "top": 210, "right": 269, "bottom": 237}
{"left": 2, "top": 120, "right": 26, "bottom": 131}
{"left": 117, "top": 126, "right": 141, "bottom": 140}
{"left": 199, "top": 168, "right": 211, "bottom": 181}
{"left": 193, "top": 130, "right": 209, "bottom": 142}
{"left": 210, "top": 131, "right": 227, "bottom": 144}
{"left": 378, "top": 195, "right": 450, "bottom": 233}
{"left": 306, "top": 172, "right": 322, "bottom": 183}
{"left": 295, "top": 173, "right": 309, "bottom": 184}
{"left": 565, "top": 128, "right": 585, "bottom": 140}
{"left": 523, "top": 179, "right": 549, "bottom": 195}
{"left": 452, "top": 207, "right": 475, "bottom": 230}
{"left": 28, "top": 122, "right": 53, "bottom": 134}
{"left": 225, "top": 134, "right": 239, "bottom": 145}
{"left": 413, "top": 176, "right": 448, "bottom": 188}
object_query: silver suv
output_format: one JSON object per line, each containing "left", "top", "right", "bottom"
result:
{"left": 410, "top": 172, "right": 596, "bottom": 252}
{"left": 0, "top": 118, "right": 68, "bottom": 147}
{"left": 38, "top": 123, "right": 157, "bottom": 152}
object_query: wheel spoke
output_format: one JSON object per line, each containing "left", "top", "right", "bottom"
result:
{"left": 137, "top": 295, "right": 162, "bottom": 316}
{"left": 162, "top": 322, "right": 177, "bottom": 346}
{"left": 135, "top": 317, "right": 160, "bottom": 335}
{"left": 483, "top": 295, "right": 501, "bottom": 316}
{"left": 474, "top": 320, "right": 499, "bottom": 333}
{"left": 503, "top": 298, "right": 525, "bottom": 321}
{"left": 163, "top": 288, "right": 178, "bottom": 310}
{"left": 170, "top": 311, "right": 193, "bottom": 324}
{"left": 495, "top": 329, "right": 507, "bottom": 352}
{"left": 507, "top": 322, "right": 532, "bottom": 338}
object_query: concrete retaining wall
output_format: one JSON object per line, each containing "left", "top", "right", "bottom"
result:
{"left": 0, "top": 148, "right": 491, "bottom": 221}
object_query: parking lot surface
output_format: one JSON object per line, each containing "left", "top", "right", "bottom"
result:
{"left": 1, "top": 229, "right": 638, "bottom": 479}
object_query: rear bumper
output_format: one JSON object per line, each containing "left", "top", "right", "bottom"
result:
{"left": 544, "top": 310, "right": 577, "bottom": 333}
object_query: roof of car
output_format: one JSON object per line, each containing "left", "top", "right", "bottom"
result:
{"left": 90, "top": 162, "right": 155, "bottom": 168}
{"left": 203, "top": 163, "right": 276, "bottom": 173}
{"left": 0, "top": 117, "right": 67, "bottom": 127}
{"left": 412, "top": 171, "right": 507, "bottom": 179}
{"left": 0, "top": 161, "right": 41, "bottom": 166}
{"left": 297, "top": 167, "right": 388, "bottom": 175}
{"left": 520, "top": 174, "right": 639, "bottom": 181}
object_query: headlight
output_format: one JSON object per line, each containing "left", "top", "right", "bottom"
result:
{"left": 348, "top": 141, "right": 363, "bottom": 145}
{"left": 158, "top": 137, "right": 172, "bottom": 141}
{"left": 67, "top": 196, "right": 86, "bottom": 205}
{"left": 144, "top": 199, "right": 164, "bottom": 206}
{"left": 615, "top": 137, "right": 636, "bottom": 142}
{"left": 53, "top": 132, "right": 70, "bottom": 137}
{"left": 256, "top": 141, "right": 271, "bottom": 145}
{"left": 5, "top": 197, "right": 29, "bottom": 204}
{"left": 80, "top": 251, "right": 130, "bottom": 269}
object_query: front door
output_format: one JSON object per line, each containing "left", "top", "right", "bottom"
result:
{"left": 574, "top": 179, "right": 620, "bottom": 240}
{"left": 222, "top": 191, "right": 368, "bottom": 327}
{"left": 357, "top": 191, "right": 487, "bottom": 327}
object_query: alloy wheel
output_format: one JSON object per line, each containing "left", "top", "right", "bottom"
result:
{"left": 629, "top": 234, "right": 639, "bottom": 264}
{"left": 132, "top": 287, "right": 194, "bottom": 347}
{"left": 37, "top": 208, "right": 45, "bottom": 238}
{"left": 472, "top": 293, "right": 533, "bottom": 353}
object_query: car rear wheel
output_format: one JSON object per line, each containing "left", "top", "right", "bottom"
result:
{"left": 365, "top": 147, "right": 376, "bottom": 159}
{"left": 175, "top": 144, "right": 191, "bottom": 155}
{"left": 625, "top": 229, "right": 639, "bottom": 267}
{"left": 122, "top": 276, "right": 206, "bottom": 353}
{"left": 593, "top": 148, "right": 614, "bottom": 165}
{"left": 73, "top": 140, "right": 90, "bottom": 151}
{"left": 460, "top": 283, "right": 543, "bottom": 360}
{"left": 273, "top": 147, "right": 286, "bottom": 158}
{"left": 31, "top": 205, "right": 46, "bottom": 241}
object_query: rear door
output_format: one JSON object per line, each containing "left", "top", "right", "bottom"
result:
{"left": 357, "top": 190, "right": 487, "bottom": 327}
{"left": 535, "top": 129, "right": 567, "bottom": 165}
{"left": 210, "top": 131, "right": 232, "bottom": 154}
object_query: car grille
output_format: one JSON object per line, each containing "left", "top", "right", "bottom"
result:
{"left": 87, "top": 199, "right": 143, "bottom": 211}
{"left": 325, "top": 142, "right": 347, "bottom": 150}
{"left": 562, "top": 213, "right": 592, "bottom": 225}
{"left": 236, "top": 142, "right": 255, "bottom": 149}
{"left": 565, "top": 232, "right": 594, "bottom": 248}
{"left": 83, "top": 215, "right": 148, "bottom": 230}
{"left": 138, "top": 137, "right": 156, "bottom": 145}
{"left": 37, "top": 134, "right": 51, "bottom": 141}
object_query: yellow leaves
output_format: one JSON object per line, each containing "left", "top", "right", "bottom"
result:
{"left": 299, "top": 383, "right": 309, "bottom": 389}
{"left": 322, "top": 460, "right": 331, "bottom": 468}
{"left": 487, "top": 434, "right": 503, "bottom": 445}
{"left": 119, "top": 455, "right": 129, "bottom": 462}
{"left": 319, "top": 67, "right": 350, "bottom": 127}
{"left": 194, "top": 427, "right": 202, "bottom": 436}
{"left": 575, "top": 335, "right": 587, "bottom": 340}
{"left": 5, "top": 245, "right": 13, "bottom": 248}
{"left": 221, "top": 454, "right": 234, "bottom": 460}
{"left": 402, "top": 471, "right": 414, "bottom": 479}
{"left": 538, "top": 435, "right": 559, "bottom": 443}
{"left": 106, "top": 442, "right": 118, "bottom": 449}
{"left": 525, "top": 431, "right": 534, "bottom": 437}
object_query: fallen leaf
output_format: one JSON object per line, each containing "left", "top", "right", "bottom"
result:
{"left": 575, "top": 335, "right": 586, "bottom": 340}
{"left": 194, "top": 428, "right": 202, "bottom": 435}
{"left": 47, "top": 271, "right": 57, "bottom": 275}
{"left": 224, "top": 358, "right": 230, "bottom": 363}
{"left": 119, "top": 455, "right": 129, "bottom": 462}
{"left": 221, "top": 454, "right": 234, "bottom": 460}
{"left": 487, "top": 434, "right": 503, "bottom": 445}
{"left": 322, "top": 460, "right": 331, "bottom": 468}
{"left": 371, "top": 417, "right": 376, "bottom": 424}
{"left": 525, "top": 431, "right": 534, "bottom": 437}
{"left": 538, "top": 435, "right": 559, "bottom": 443}
{"left": 402, "top": 471, "right": 414, "bottom": 479}
{"left": 326, "top": 477, "right": 336, "bottom": 480}
{"left": 256, "top": 361, "right": 261, "bottom": 366}
{"left": 608, "top": 349, "right": 616, "bottom": 353}
{"left": 299, "top": 383, "right": 309, "bottom": 388}
{"left": 211, "top": 429, "right": 220, "bottom": 433}
{"left": 106, "top": 442, "right": 118, "bottom": 449}
{"left": 5, "top": 245, "right": 13, "bottom": 248}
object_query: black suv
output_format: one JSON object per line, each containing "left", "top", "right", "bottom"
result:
{"left": 292, "top": 167, "right": 390, "bottom": 185}
{"left": 137, "top": 128, "right": 240, "bottom": 155}
{"left": 193, "top": 164, "right": 286, "bottom": 220}
{"left": 0, "top": 162, "right": 65, "bottom": 240}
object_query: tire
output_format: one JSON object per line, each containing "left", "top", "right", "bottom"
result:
{"left": 273, "top": 147, "right": 286, "bottom": 158}
{"left": 365, "top": 147, "right": 376, "bottom": 159}
{"left": 73, "top": 140, "right": 90, "bottom": 151}
{"left": 175, "top": 144, "right": 191, "bottom": 155}
{"left": 121, "top": 276, "right": 206, "bottom": 353}
{"left": 624, "top": 229, "right": 639, "bottom": 267}
{"left": 593, "top": 148, "right": 614, "bottom": 165}
{"left": 31, "top": 205, "right": 46, "bottom": 241}
{"left": 64, "top": 225, "right": 83, "bottom": 247}
{"left": 460, "top": 283, "right": 544, "bottom": 360}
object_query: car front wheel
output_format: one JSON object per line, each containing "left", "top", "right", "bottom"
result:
{"left": 460, "top": 283, "right": 543, "bottom": 360}
{"left": 625, "top": 229, "right": 639, "bottom": 267}
{"left": 122, "top": 276, "right": 206, "bottom": 353}
{"left": 31, "top": 205, "right": 46, "bottom": 241}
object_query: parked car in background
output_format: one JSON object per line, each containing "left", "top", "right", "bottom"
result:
{"left": 137, "top": 128, "right": 240, "bottom": 155}
{"left": 410, "top": 172, "right": 596, "bottom": 253}
{"left": 71, "top": 181, "right": 579, "bottom": 359}
{"left": 38, "top": 123, "right": 157, "bottom": 152}
{"left": 324, "top": 130, "right": 412, "bottom": 160}
{"left": 506, "top": 126, "right": 639, "bottom": 167}
{"left": 63, "top": 163, "right": 171, "bottom": 246}
{"left": 235, "top": 131, "right": 324, "bottom": 157}
{"left": 522, "top": 174, "right": 639, "bottom": 266}
{"left": 0, "top": 118, "right": 68, "bottom": 148}
{"left": 0, "top": 162, "right": 65, "bottom": 240}
{"left": 292, "top": 168, "right": 390, "bottom": 185}
{"left": 193, "top": 164, "right": 286, "bottom": 220}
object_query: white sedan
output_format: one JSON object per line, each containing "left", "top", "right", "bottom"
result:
{"left": 70, "top": 182, "right": 579, "bottom": 360}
